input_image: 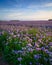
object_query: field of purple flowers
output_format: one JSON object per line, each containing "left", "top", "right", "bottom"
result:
{"left": 0, "top": 25, "right": 52, "bottom": 65}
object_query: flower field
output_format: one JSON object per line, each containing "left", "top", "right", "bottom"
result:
{"left": 0, "top": 25, "right": 52, "bottom": 65}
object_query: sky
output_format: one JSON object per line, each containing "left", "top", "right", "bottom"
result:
{"left": 0, "top": 0, "right": 52, "bottom": 20}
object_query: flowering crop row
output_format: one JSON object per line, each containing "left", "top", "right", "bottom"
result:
{"left": 0, "top": 26, "right": 52, "bottom": 65}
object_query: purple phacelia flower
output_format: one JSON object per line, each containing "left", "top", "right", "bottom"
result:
{"left": 17, "top": 57, "right": 22, "bottom": 61}
{"left": 45, "top": 49, "right": 50, "bottom": 54}
{"left": 45, "top": 46, "right": 49, "bottom": 49}
{"left": 29, "top": 62, "right": 32, "bottom": 65}
{"left": 17, "top": 50, "right": 23, "bottom": 53}
{"left": 12, "top": 50, "right": 23, "bottom": 54}
{"left": 49, "top": 42, "right": 52, "bottom": 46}
{"left": 12, "top": 50, "right": 18, "bottom": 54}
{"left": 34, "top": 54, "right": 41, "bottom": 59}
{"left": 41, "top": 47, "right": 45, "bottom": 51}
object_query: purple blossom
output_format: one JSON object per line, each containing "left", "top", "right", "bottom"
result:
{"left": 29, "top": 62, "right": 32, "bottom": 65}
{"left": 41, "top": 47, "right": 45, "bottom": 51}
{"left": 45, "top": 46, "right": 49, "bottom": 49}
{"left": 34, "top": 54, "right": 41, "bottom": 59}
{"left": 28, "top": 48, "right": 33, "bottom": 52}
{"left": 27, "top": 43, "right": 32, "bottom": 47}
{"left": 36, "top": 48, "right": 41, "bottom": 51}
{"left": 17, "top": 50, "right": 23, "bottom": 53}
{"left": 45, "top": 49, "right": 50, "bottom": 54}
{"left": 49, "top": 42, "right": 52, "bottom": 46}
{"left": 12, "top": 50, "right": 23, "bottom": 54}
{"left": 17, "top": 57, "right": 22, "bottom": 61}
{"left": 12, "top": 50, "right": 18, "bottom": 54}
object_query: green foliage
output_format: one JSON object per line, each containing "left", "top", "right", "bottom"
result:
{"left": 0, "top": 28, "right": 52, "bottom": 65}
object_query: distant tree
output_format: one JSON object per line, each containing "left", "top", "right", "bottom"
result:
{"left": 48, "top": 19, "right": 52, "bottom": 21}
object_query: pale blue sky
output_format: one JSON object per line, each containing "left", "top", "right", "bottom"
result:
{"left": 0, "top": 0, "right": 52, "bottom": 20}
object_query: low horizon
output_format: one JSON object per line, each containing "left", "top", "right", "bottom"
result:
{"left": 0, "top": 19, "right": 51, "bottom": 21}
{"left": 0, "top": 19, "right": 52, "bottom": 21}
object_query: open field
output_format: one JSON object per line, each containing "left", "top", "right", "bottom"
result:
{"left": 0, "top": 20, "right": 52, "bottom": 65}
{"left": 0, "top": 20, "right": 52, "bottom": 27}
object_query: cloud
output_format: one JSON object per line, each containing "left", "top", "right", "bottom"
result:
{"left": 33, "top": 10, "right": 52, "bottom": 20}
{"left": 1, "top": 10, "right": 52, "bottom": 20}
{"left": 0, "top": 1, "right": 52, "bottom": 20}
{"left": 44, "top": 3, "right": 52, "bottom": 7}
{"left": 27, "top": 2, "right": 52, "bottom": 9}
